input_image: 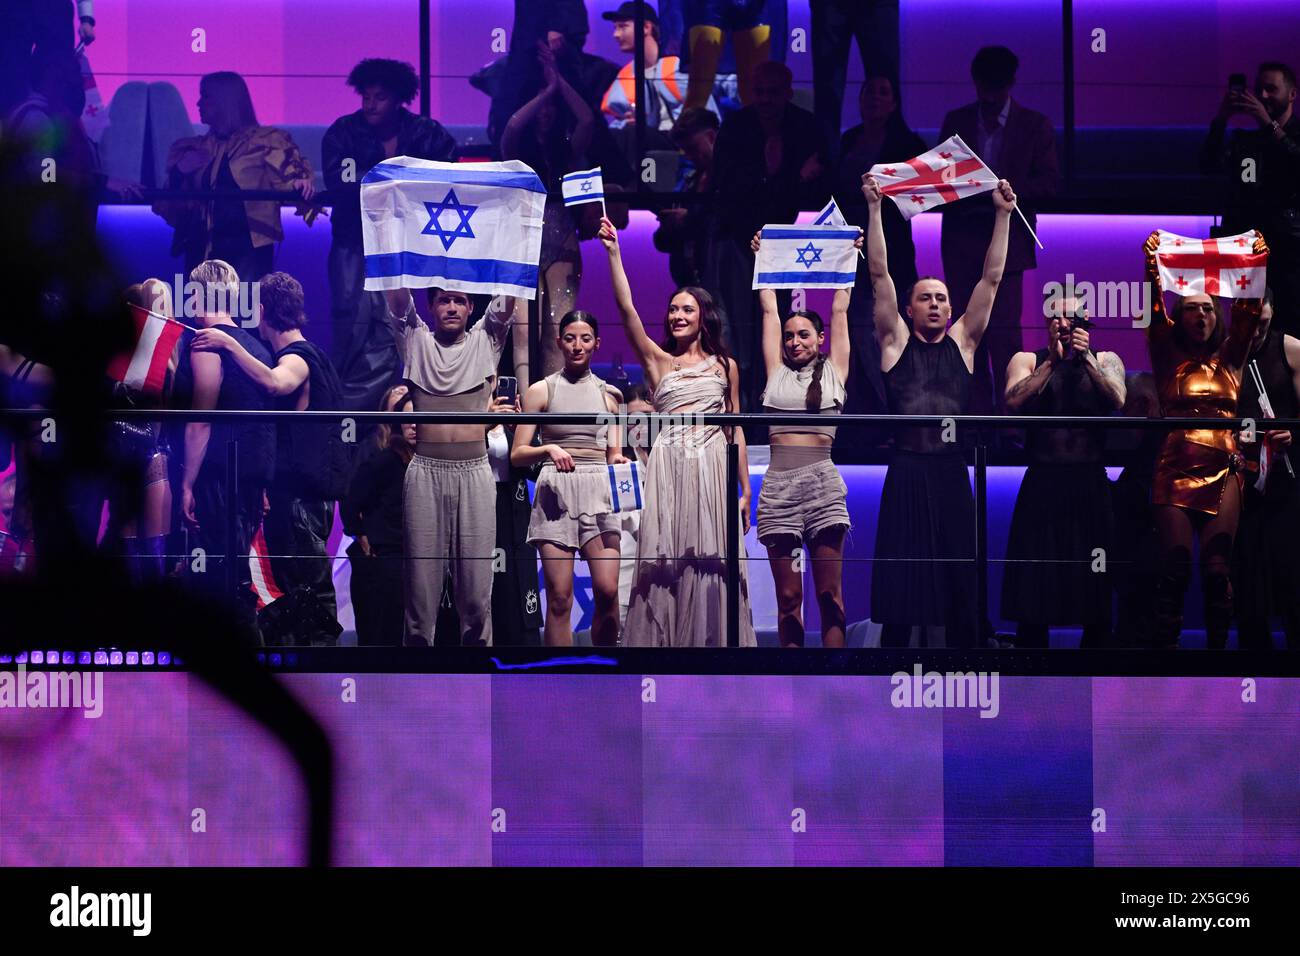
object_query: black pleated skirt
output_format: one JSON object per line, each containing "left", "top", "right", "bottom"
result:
{"left": 871, "top": 451, "right": 977, "bottom": 627}
{"left": 1000, "top": 462, "right": 1114, "bottom": 625}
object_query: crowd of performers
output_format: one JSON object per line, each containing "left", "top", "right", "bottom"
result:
{"left": 3, "top": 170, "right": 1297, "bottom": 651}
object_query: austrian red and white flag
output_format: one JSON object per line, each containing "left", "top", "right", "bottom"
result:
{"left": 1155, "top": 230, "right": 1268, "bottom": 298}
{"left": 867, "top": 134, "right": 999, "bottom": 220}
{"left": 249, "top": 526, "right": 283, "bottom": 611}
{"left": 105, "top": 305, "right": 186, "bottom": 398}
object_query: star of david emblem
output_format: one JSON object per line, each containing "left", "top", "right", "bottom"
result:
{"left": 618, "top": 479, "right": 633, "bottom": 494}
{"left": 581, "top": 180, "right": 593, "bottom": 192}
{"left": 795, "top": 242, "right": 823, "bottom": 269}
{"left": 421, "top": 188, "right": 477, "bottom": 250}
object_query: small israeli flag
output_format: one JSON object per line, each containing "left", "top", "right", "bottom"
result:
{"left": 562, "top": 167, "right": 605, "bottom": 207}
{"left": 607, "top": 461, "right": 645, "bottom": 513}
{"left": 752, "top": 224, "right": 860, "bottom": 290}
{"left": 813, "top": 197, "right": 847, "bottom": 226}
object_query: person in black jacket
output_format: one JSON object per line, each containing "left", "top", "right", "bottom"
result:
{"left": 322, "top": 59, "right": 458, "bottom": 411}
{"left": 1202, "top": 62, "right": 1300, "bottom": 336}
{"left": 343, "top": 385, "right": 414, "bottom": 646}
{"left": 832, "top": 72, "right": 926, "bottom": 450}
{"left": 713, "top": 60, "right": 828, "bottom": 420}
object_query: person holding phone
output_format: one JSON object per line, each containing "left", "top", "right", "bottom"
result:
{"left": 1202, "top": 62, "right": 1300, "bottom": 334}
{"left": 383, "top": 285, "right": 515, "bottom": 646}
{"left": 1001, "top": 294, "right": 1127, "bottom": 648}
{"left": 512, "top": 311, "right": 627, "bottom": 646}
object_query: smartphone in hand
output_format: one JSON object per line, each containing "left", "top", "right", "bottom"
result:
{"left": 495, "top": 376, "right": 518, "bottom": 406}
{"left": 1229, "top": 73, "right": 1247, "bottom": 95}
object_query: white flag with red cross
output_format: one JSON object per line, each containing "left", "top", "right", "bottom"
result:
{"left": 867, "top": 134, "right": 999, "bottom": 220}
{"left": 1155, "top": 230, "right": 1268, "bottom": 298}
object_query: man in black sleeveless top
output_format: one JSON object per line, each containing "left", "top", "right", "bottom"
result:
{"left": 180, "top": 260, "right": 276, "bottom": 643}
{"left": 1001, "top": 294, "right": 1126, "bottom": 648}
{"left": 1234, "top": 293, "right": 1300, "bottom": 648}
{"left": 194, "top": 272, "right": 343, "bottom": 645}
{"left": 862, "top": 173, "right": 1016, "bottom": 648}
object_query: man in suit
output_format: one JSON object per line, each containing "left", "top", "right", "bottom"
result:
{"left": 713, "top": 60, "right": 829, "bottom": 420}
{"left": 940, "top": 46, "right": 1060, "bottom": 415}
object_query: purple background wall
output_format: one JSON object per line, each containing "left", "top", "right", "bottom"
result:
{"left": 1, "top": 674, "right": 1296, "bottom": 866}
{"left": 84, "top": 1, "right": 1300, "bottom": 130}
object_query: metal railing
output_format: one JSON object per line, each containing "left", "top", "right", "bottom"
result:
{"left": 6, "top": 407, "right": 1294, "bottom": 650}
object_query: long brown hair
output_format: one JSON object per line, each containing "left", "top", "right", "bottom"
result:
{"left": 376, "top": 385, "right": 414, "bottom": 464}
{"left": 660, "top": 286, "right": 737, "bottom": 412}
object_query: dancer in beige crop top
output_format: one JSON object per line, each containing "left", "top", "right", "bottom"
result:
{"left": 512, "top": 310, "right": 627, "bottom": 647}
{"left": 752, "top": 229, "right": 859, "bottom": 648}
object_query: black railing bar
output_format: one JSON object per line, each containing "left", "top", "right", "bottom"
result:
{"left": 16, "top": 409, "right": 1298, "bottom": 430}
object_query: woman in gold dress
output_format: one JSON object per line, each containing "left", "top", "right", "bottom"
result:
{"left": 1142, "top": 231, "right": 1267, "bottom": 648}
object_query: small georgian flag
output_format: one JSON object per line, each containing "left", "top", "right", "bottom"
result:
{"left": 868, "top": 134, "right": 999, "bottom": 220}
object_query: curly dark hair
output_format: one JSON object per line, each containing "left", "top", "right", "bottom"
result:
{"left": 346, "top": 58, "right": 419, "bottom": 104}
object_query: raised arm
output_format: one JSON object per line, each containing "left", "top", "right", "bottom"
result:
{"left": 952, "top": 179, "right": 1015, "bottom": 355}
{"left": 752, "top": 230, "right": 783, "bottom": 378}
{"left": 1220, "top": 234, "right": 1271, "bottom": 371}
{"left": 598, "top": 216, "right": 672, "bottom": 380}
{"left": 861, "top": 175, "right": 908, "bottom": 361}
{"left": 1142, "top": 231, "right": 1172, "bottom": 337}
{"left": 827, "top": 244, "right": 857, "bottom": 384}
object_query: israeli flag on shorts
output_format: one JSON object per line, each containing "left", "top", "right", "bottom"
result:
{"left": 561, "top": 167, "right": 604, "bottom": 207}
{"left": 361, "top": 157, "right": 546, "bottom": 299}
{"left": 813, "top": 197, "right": 848, "bottom": 226}
{"left": 608, "top": 461, "right": 645, "bottom": 513}
{"left": 752, "top": 224, "right": 860, "bottom": 290}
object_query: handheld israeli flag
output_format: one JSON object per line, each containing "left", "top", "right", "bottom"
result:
{"left": 813, "top": 197, "right": 847, "bottom": 226}
{"left": 361, "top": 157, "right": 546, "bottom": 299}
{"left": 607, "top": 461, "right": 645, "bottom": 513}
{"left": 562, "top": 167, "right": 605, "bottom": 208}
{"left": 752, "top": 224, "right": 860, "bottom": 290}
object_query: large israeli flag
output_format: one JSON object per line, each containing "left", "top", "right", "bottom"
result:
{"left": 752, "top": 224, "right": 860, "bottom": 290}
{"left": 361, "top": 157, "right": 546, "bottom": 299}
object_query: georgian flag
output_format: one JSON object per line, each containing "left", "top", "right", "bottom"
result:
{"left": 867, "top": 134, "right": 999, "bottom": 220}
{"left": 607, "top": 462, "right": 645, "bottom": 513}
{"left": 105, "top": 305, "right": 186, "bottom": 398}
{"left": 752, "top": 224, "right": 860, "bottom": 290}
{"left": 361, "top": 157, "right": 546, "bottom": 299}
{"left": 561, "top": 167, "right": 605, "bottom": 207}
{"left": 1155, "top": 230, "right": 1268, "bottom": 298}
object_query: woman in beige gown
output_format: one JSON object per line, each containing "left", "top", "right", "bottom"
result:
{"left": 598, "top": 217, "right": 756, "bottom": 647}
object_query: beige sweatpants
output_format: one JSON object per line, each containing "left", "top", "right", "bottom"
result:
{"left": 403, "top": 454, "right": 496, "bottom": 646}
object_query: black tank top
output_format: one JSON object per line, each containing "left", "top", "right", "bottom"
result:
{"left": 1238, "top": 329, "right": 1299, "bottom": 464}
{"left": 206, "top": 325, "right": 276, "bottom": 484}
{"left": 883, "top": 335, "right": 971, "bottom": 454}
{"left": 1023, "top": 349, "right": 1110, "bottom": 464}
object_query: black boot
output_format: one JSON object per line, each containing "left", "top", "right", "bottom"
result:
{"left": 1152, "top": 569, "right": 1190, "bottom": 649}
{"left": 1203, "top": 572, "right": 1233, "bottom": 650}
